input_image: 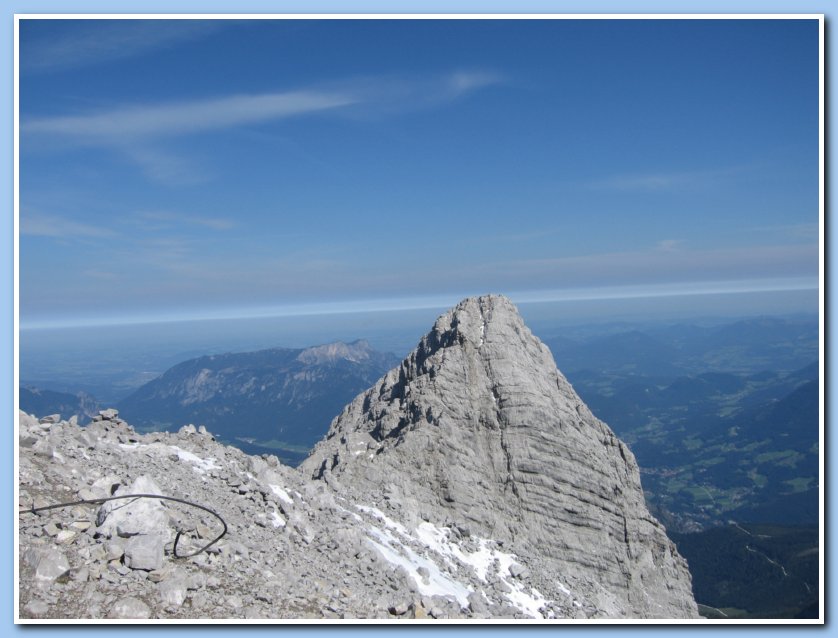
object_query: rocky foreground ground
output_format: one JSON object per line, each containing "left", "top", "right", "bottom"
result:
{"left": 18, "top": 295, "right": 698, "bottom": 622}
{"left": 18, "top": 409, "right": 579, "bottom": 621}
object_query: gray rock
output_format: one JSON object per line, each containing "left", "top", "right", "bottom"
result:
{"left": 107, "top": 596, "right": 151, "bottom": 619}
{"left": 39, "top": 414, "right": 60, "bottom": 424}
{"left": 99, "top": 409, "right": 119, "bottom": 420}
{"left": 19, "top": 411, "right": 40, "bottom": 431}
{"left": 34, "top": 548, "right": 70, "bottom": 585}
{"left": 69, "top": 566, "right": 89, "bottom": 582}
{"left": 23, "top": 599, "right": 50, "bottom": 617}
{"left": 96, "top": 475, "right": 171, "bottom": 540}
{"left": 468, "top": 591, "right": 490, "bottom": 615}
{"left": 509, "top": 563, "right": 529, "bottom": 579}
{"left": 91, "top": 474, "right": 122, "bottom": 496}
{"left": 158, "top": 576, "right": 189, "bottom": 606}
{"left": 105, "top": 540, "right": 125, "bottom": 561}
{"left": 75, "top": 429, "right": 98, "bottom": 449}
{"left": 123, "top": 534, "right": 164, "bottom": 571}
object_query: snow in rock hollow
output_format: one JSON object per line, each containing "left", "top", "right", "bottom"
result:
{"left": 357, "top": 509, "right": 555, "bottom": 618}
{"left": 268, "top": 484, "right": 294, "bottom": 505}
{"left": 168, "top": 446, "right": 221, "bottom": 474}
{"left": 364, "top": 525, "right": 473, "bottom": 607}
{"left": 116, "top": 442, "right": 220, "bottom": 475}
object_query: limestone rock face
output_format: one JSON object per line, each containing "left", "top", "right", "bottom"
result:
{"left": 301, "top": 295, "right": 698, "bottom": 618}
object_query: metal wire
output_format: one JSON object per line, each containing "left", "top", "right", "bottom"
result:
{"left": 19, "top": 493, "right": 228, "bottom": 559}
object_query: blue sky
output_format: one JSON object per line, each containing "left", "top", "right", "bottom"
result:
{"left": 18, "top": 17, "right": 820, "bottom": 328}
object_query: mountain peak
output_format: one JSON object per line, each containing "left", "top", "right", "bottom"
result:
{"left": 296, "top": 339, "right": 373, "bottom": 365}
{"left": 301, "top": 295, "right": 698, "bottom": 618}
{"left": 427, "top": 294, "right": 522, "bottom": 349}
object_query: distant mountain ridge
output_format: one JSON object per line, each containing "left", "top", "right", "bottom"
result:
{"left": 116, "top": 340, "right": 399, "bottom": 463}
{"left": 543, "top": 315, "right": 818, "bottom": 378}
{"left": 19, "top": 386, "right": 99, "bottom": 424}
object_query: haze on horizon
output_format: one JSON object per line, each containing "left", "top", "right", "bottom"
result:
{"left": 18, "top": 18, "right": 821, "bottom": 330}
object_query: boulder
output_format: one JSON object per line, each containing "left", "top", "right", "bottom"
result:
{"left": 124, "top": 534, "right": 164, "bottom": 571}
{"left": 96, "top": 475, "right": 171, "bottom": 541}
{"left": 34, "top": 548, "right": 70, "bottom": 585}
{"left": 107, "top": 596, "right": 152, "bottom": 619}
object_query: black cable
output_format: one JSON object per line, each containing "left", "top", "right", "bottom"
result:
{"left": 19, "top": 493, "right": 228, "bottom": 559}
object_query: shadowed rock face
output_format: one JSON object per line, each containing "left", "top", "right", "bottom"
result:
{"left": 301, "top": 295, "right": 698, "bottom": 618}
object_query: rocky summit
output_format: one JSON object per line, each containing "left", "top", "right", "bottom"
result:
{"left": 302, "top": 295, "right": 698, "bottom": 618}
{"left": 18, "top": 295, "right": 698, "bottom": 621}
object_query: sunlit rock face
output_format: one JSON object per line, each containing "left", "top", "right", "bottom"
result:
{"left": 302, "top": 295, "right": 698, "bottom": 619}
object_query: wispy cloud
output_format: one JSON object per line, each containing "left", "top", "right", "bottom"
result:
{"left": 123, "top": 147, "right": 209, "bottom": 185}
{"left": 135, "top": 210, "right": 235, "bottom": 231}
{"left": 22, "top": 20, "right": 221, "bottom": 73}
{"left": 486, "top": 243, "right": 818, "bottom": 288}
{"left": 447, "top": 70, "right": 505, "bottom": 94}
{"left": 333, "top": 70, "right": 505, "bottom": 117}
{"left": 750, "top": 222, "right": 819, "bottom": 240}
{"left": 20, "top": 211, "right": 116, "bottom": 238}
{"left": 24, "top": 70, "right": 503, "bottom": 143}
{"left": 81, "top": 268, "right": 119, "bottom": 281}
{"left": 586, "top": 171, "right": 699, "bottom": 192}
{"left": 586, "top": 166, "right": 748, "bottom": 192}
{"left": 22, "top": 69, "right": 505, "bottom": 183}
{"left": 656, "top": 239, "right": 683, "bottom": 252}
{"left": 23, "top": 90, "right": 360, "bottom": 142}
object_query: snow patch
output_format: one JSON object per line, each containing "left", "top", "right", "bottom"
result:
{"left": 271, "top": 511, "right": 286, "bottom": 528}
{"left": 168, "top": 446, "right": 220, "bottom": 474}
{"left": 413, "top": 522, "right": 551, "bottom": 618}
{"left": 118, "top": 442, "right": 220, "bottom": 475}
{"left": 504, "top": 581, "right": 548, "bottom": 619}
{"left": 414, "top": 522, "right": 522, "bottom": 583}
{"left": 355, "top": 509, "right": 554, "bottom": 618}
{"left": 365, "top": 525, "right": 472, "bottom": 607}
{"left": 269, "top": 484, "right": 294, "bottom": 505}
{"left": 357, "top": 505, "right": 409, "bottom": 537}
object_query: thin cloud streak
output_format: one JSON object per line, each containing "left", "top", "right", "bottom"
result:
{"left": 22, "top": 20, "right": 221, "bottom": 73}
{"left": 123, "top": 147, "right": 209, "bottom": 185}
{"left": 447, "top": 71, "right": 505, "bottom": 94}
{"left": 21, "top": 70, "right": 505, "bottom": 184}
{"left": 23, "top": 91, "right": 361, "bottom": 142}
{"left": 135, "top": 210, "right": 235, "bottom": 231}
{"left": 20, "top": 211, "right": 116, "bottom": 238}
{"left": 490, "top": 243, "right": 817, "bottom": 286}
{"left": 23, "top": 70, "right": 504, "bottom": 145}
{"left": 585, "top": 165, "right": 750, "bottom": 192}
